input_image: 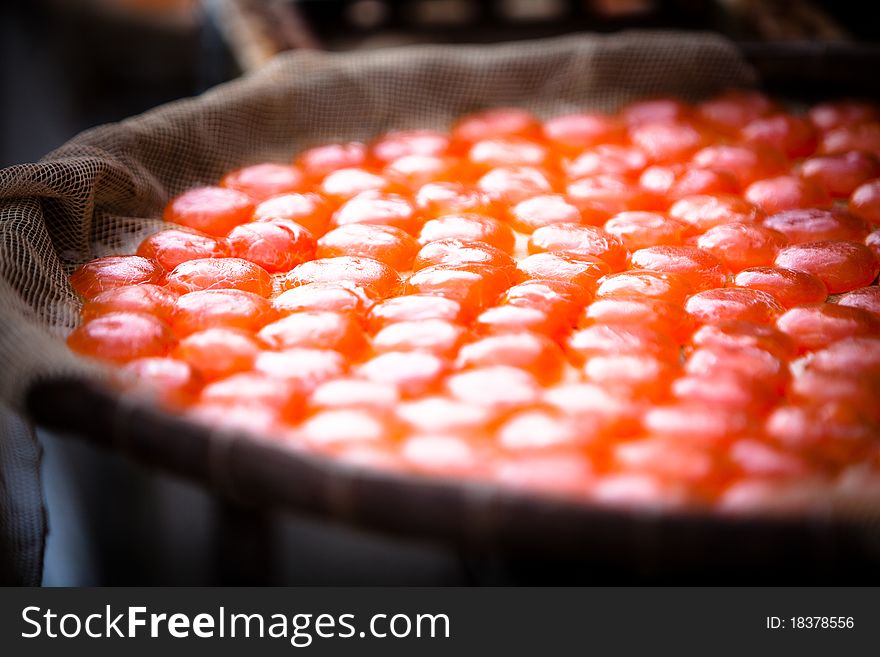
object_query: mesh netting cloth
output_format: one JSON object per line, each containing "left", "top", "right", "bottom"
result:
{"left": 0, "top": 31, "right": 758, "bottom": 583}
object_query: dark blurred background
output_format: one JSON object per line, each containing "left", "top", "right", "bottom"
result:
{"left": 3, "top": 0, "right": 880, "bottom": 585}
{"left": 3, "top": 0, "right": 878, "bottom": 168}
